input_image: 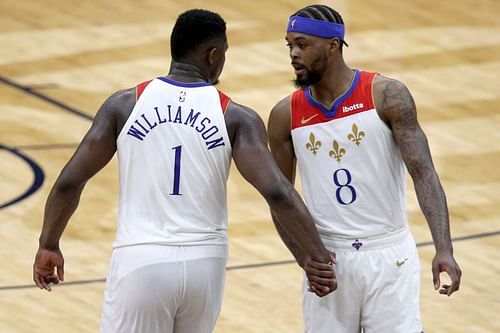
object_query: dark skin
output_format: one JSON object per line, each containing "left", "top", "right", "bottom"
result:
{"left": 268, "top": 32, "right": 461, "bottom": 297}
{"left": 33, "top": 36, "right": 336, "bottom": 296}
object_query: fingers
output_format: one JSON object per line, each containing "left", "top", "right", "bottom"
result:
{"left": 307, "top": 274, "right": 335, "bottom": 288}
{"left": 34, "top": 272, "right": 61, "bottom": 292}
{"left": 305, "top": 266, "right": 335, "bottom": 279}
{"left": 439, "top": 269, "right": 462, "bottom": 297}
{"left": 308, "top": 278, "right": 338, "bottom": 297}
{"left": 57, "top": 263, "right": 65, "bottom": 282}
{"left": 329, "top": 251, "right": 336, "bottom": 264}
{"left": 444, "top": 266, "right": 461, "bottom": 296}
{"left": 306, "top": 259, "right": 334, "bottom": 272}
{"left": 303, "top": 258, "right": 335, "bottom": 288}
{"left": 308, "top": 281, "right": 333, "bottom": 297}
{"left": 432, "top": 263, "right": 440, "bottom": 290}
{"left": 439, "top": 284, "right": 457, "bottom": 296}
{"left": 44, "top": 273, "right": 61, "bottom": 285}
{"left": 33, "top": 271, "right": 46, "bottom": 290}
{"left": 446, "top": 280, "right": 459, "bottom": 296}
{"left": 308, "top": 284, "right": 327, "bottom": 297}
{"left": 34, "top": 271, "right": 52, "bottom": 292}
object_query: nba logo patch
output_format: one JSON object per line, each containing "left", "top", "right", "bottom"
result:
{"left": 179, "top": 91, "right": 186, "bottom": 102}
{"left": 291, "top": 19, "right": 296, "bottom": 29}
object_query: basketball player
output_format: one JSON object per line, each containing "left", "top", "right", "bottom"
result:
{"left": 267, "top": 4, "right": 462, "bottom": 332}
{"left": 33, "top": 9, "right": 336, "bottom": 333}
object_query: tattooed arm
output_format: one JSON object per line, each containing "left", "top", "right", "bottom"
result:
{"left": 374, "top": 75, "right": 461, "bottom": 296}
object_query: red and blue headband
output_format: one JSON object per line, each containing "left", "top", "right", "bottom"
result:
{"left": 287, "top": 15, "right": 345, "bottom": 41}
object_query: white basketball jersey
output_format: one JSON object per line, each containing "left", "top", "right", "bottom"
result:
{"left": 290, "top": 70, "right": 407, "bottom": 240}
{"left": 114, "top": 77, "right": 232, "bottom": 247}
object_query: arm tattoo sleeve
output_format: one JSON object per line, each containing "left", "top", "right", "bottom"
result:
{"left": 382, "top": 79, "right": 453, "bottom": 252}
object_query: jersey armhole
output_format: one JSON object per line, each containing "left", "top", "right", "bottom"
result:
{"left": 290, "top": 90, "right": 303, "bottom": 130}
{"left": 218, "top": 90, "right": 231, "bottom": 113}
{"left": 368, "top": 72, "right": 378, "bottom": 110}
{"left": 136, "top": 79, "right": 153, "bottom": 101}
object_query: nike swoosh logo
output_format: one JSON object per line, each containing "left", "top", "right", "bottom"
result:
{"left": 301, "top": 114, "right": 319, "bottom": 124}
{"left": 396, "top": 258, "right": 408, "bottom": 267}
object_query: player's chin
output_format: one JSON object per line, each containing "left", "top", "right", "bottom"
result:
{"left": 294, "top": 77, "right": 309, "bottom": 88}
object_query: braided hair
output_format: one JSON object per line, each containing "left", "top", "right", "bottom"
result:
{"left": 292, "top": 5, "right": 348, "bottom": 48}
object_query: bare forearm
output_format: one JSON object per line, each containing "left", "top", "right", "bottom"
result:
{"left": 39, "top": 183, "right": 84, "bottom": 249}
{"left": 413, "top": 168, "right": 452, "bottom": 252}
{"left": 267, "top": 184, "right": 329, "bottom": 264}
{"left": 271, "top": 211, "right": 307, "bottom": 266}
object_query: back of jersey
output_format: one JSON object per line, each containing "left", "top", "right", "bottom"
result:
{"left": 114, "top": 77, "right": 232, "bottom": 248}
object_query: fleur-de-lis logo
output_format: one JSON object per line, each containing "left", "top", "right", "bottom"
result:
{"left": 352, "top": 239, "right": 363, "bottom": 250}
{"left": 329, "top": 140, "right": 346, "bottom": 162}
{"left": 347, "top": 123, "right": 365, "bottom": 146}
{"left": 306, "top": 132, "right": 321, "bottom": 156}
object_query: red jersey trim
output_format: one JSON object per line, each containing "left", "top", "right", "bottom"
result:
{"left": 291, "top": 71, "right": 377, "bottom": 129}
{"left": 136, "top": 79, "right": 153, "bottom": 101}
{"left": 218, "top": 90, "right": 231, "bottom": 114}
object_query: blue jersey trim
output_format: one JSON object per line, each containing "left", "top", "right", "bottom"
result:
{"left": 305, "top": 69, "right": 360, "bottom": 118}
{"left": 157, "top": 77, "right": 212, "bottom": 88}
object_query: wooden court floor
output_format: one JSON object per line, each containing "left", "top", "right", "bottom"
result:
{"left": 0, "top": 0, "right": 499, "bottom": 332}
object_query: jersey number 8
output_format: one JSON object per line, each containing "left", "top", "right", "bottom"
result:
{"left": 333, "top": 168, "right": 357, "bottom": 205}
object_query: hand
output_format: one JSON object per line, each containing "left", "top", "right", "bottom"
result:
{"left": 33, "top": 248, "right": 65, "bottom": 291}
{"left": 304, "top": 252, "right": 337, "bottom": 297}
{"left": 432, "top": 251, "right": 461, "bottom": 296}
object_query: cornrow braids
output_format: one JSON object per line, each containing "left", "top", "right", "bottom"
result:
{"left": 292, "top": 5, "right": 348, "bottom": 47}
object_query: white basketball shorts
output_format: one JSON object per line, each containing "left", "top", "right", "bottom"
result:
{"left": 303, "top": 229, "right": 423, "bottom": 333}
{"left": 100, "top": 244, "right": 227, "bottom": 333}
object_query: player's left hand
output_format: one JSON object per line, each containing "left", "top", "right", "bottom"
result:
{"left": 432, "top": 251, "right": 461, "bottom": 296}
{"left": 33, "top": 248, "right": 65, "bottom": 292}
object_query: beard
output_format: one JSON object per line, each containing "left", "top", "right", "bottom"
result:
{"left": 294, "top": 70, "right": 323, "bottom": 88}
{"left": 293, "top": 53, "right": 328, "bottom": 88}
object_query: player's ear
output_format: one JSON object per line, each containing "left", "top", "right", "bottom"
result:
{"left": 328, "top": 38, "right": 341, "bottom": 54}
{"left": 208, "top": 47, "right": 217, "bottom": 65}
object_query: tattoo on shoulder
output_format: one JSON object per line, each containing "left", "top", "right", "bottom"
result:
{"left": 381, "top": 79, "right": 417, "bottom": 128}
{"left": 380, "top": 78, "right": 425, "bottom": 163}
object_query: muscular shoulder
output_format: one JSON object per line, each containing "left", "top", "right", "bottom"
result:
{"left": 268, "top": 95, "right": 292, "bottom": 137}
{"left": 98, "top": 87, "right": 136, "bottom": 137}
{"left": 270, "top": 95, "right": 291, "bottom": 119}
{"left": 224, "top": 100, "right": 266, "bottom": 145}
{"left": 105, "top": 88, "right": 135, "bottom": 116}
{"left": 373, "top": 74, "right": 416, "bottom": 126}
{"left": 226, "top": 100, "right": 263, "bottom": 125}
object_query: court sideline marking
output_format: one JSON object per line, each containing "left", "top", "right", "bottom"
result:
{"left": 1, "top": 230, "right": 498, "bottom": 291}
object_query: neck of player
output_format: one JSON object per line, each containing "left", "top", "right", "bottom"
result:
{"left": 168, "top": 61, "right": 210, "bottom": 83}
{"left": 310, "top": 62, "right": 354, "bottom": 107}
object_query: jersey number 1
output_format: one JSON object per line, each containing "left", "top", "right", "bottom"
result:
{"left": 170, "top": 145, "right": 182, "bottom": 196}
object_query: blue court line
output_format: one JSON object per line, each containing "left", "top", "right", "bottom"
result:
{"left": 1, "top": 230, "right": 498, "bottom": 291}
{"left": 0, "top": 144, "right": 45, "bottom": 209}
{"left": 0, "top": 75, "right": 94, "bottom": 121}
{"left": 0, "top": 74, "right": 91, "bottom": 208}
